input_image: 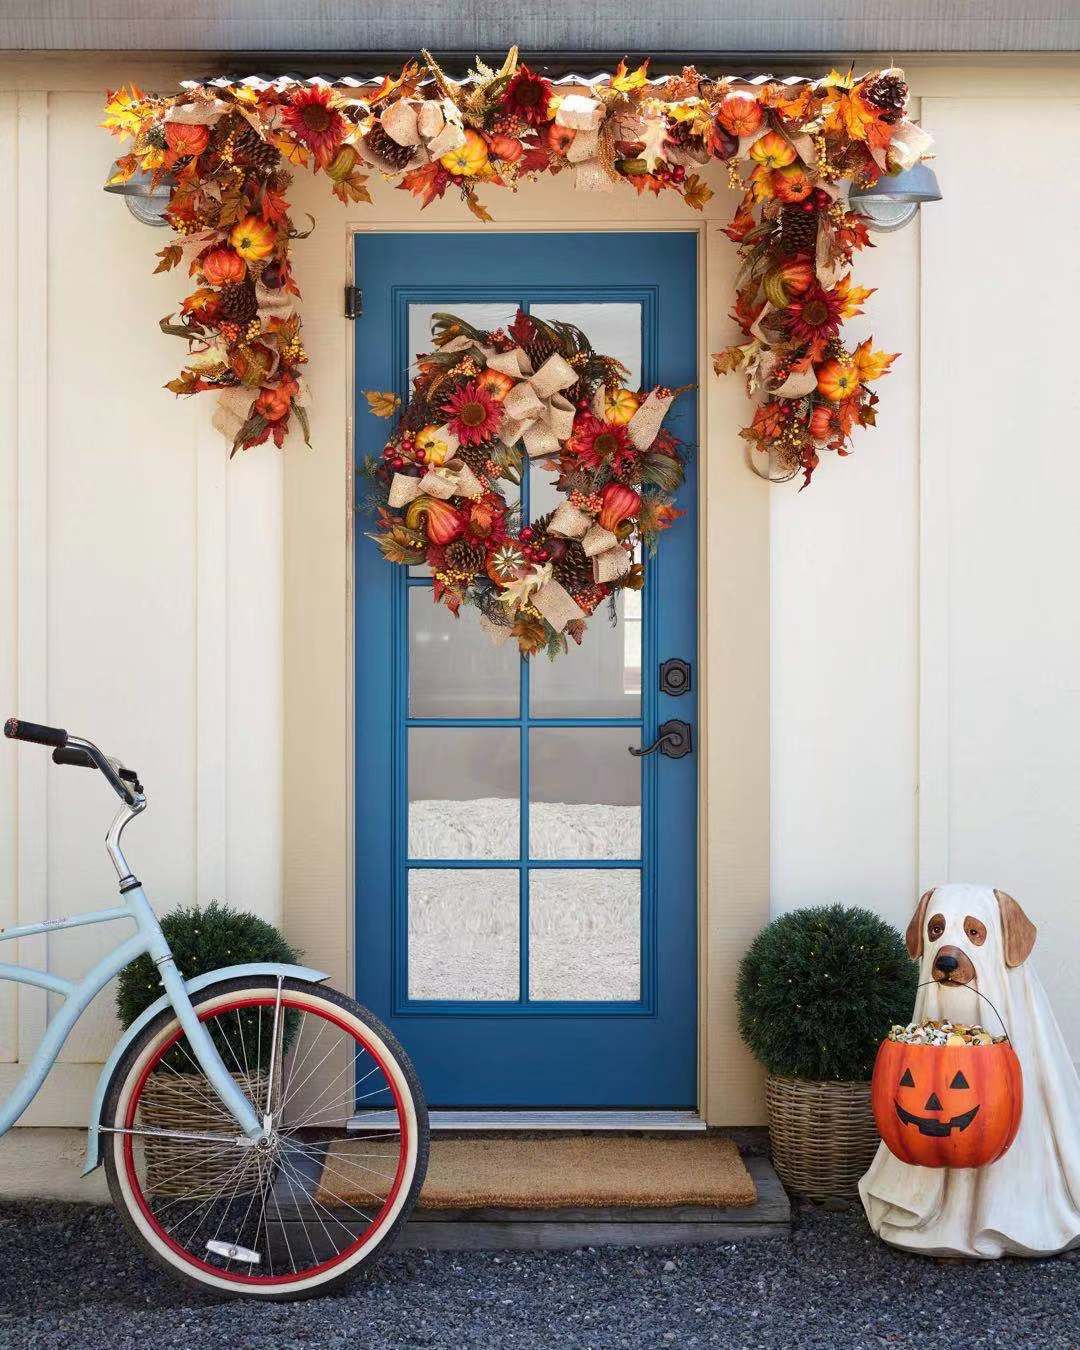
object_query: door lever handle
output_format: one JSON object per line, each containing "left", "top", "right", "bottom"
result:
{"left": 628, "top": 720, "right": 692, "bottom": 760}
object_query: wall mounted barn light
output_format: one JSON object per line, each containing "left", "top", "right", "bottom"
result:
{"left": 847, "top": 163, "right": 942, "bottom": 233}
{"left": 103, "top": 164, "right": 174, "bottom": 226}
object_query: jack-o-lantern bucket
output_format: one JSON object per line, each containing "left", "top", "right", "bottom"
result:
{"left": 871, "top": 1039, "right": 1023, "bottom": 1168}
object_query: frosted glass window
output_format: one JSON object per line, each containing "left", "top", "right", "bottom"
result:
{"left": 529, "top": 302, "right": 642, "bottom": 386}
{"left": 528, "top": 869, "right": 641, "bottom": 1001}
{"left": 409, "top": 590, "right": 519, "bottom": 718}
{"left": 407, "top": 302, "right": 519, "bottom": 377}
{"left": 530, "top": 588, "right": 641, "bottom": 718}
{"left": 529, "top": 727, "right": 640, "bottom": 860}
{"left": 408, "top": 728, "right": 519, "bottom": 859}
{"left": 409, "top": 869, "right": 519, "bottom": 1000}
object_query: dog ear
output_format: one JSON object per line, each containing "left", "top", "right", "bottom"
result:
{"left": 994, "top": 889, "right": 1037, "bottom": 968}
{"left": 906, "top": 888, "right": 936, "bottom": 959}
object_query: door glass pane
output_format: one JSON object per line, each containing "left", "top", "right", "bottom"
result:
{"left": 409, "top": 589, "right": 519, "bottom": 718}
{"left": 529, "top": 302, "right": 642, "bottom": 385}
{"left": 409, "top": 728, "right": 519, "bottom": 859}
{"left": 409, "top": 869, "right": 519, "bottom": 1000}
{"left": 529, "top": 727, "right": 640, "bottom": 860}
{"left": 408, "top": 302, "right": 520, "bottom": 376}
{"left": 528, "top": 869, "right": 641, "bottom": 1001}
{"left": 530, "top": 587, "right": 641, "bottom": 718}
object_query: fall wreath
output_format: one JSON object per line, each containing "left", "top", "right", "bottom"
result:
{"left": 103, "top": 50, "right": 933, "bottom": 486}
{"left": 362, "top": 309, "right": 687, "bottom": 658}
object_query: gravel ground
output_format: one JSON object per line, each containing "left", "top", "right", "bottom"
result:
{"left": 0, "top": 1200, "right": 1078, "bottom": 1350}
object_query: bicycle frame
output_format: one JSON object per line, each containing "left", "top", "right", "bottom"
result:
{"left": 0, "top": 797, "right": 264, "bottom": 1142}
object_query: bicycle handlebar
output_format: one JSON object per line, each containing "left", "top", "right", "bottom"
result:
{"left": 52, "top": 745, "right": 96, "bottom": 770}
{"left": 5, "top": 717, "right": 141, "bottom": 807}
{"left": 4, "top": 718, "right": 67, "bottom": 748}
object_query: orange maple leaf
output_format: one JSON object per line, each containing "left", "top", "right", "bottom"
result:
{"left": 682, "top": 173, "right": 714, "bottom": 211}
{"left": 852, "top": 338, "right": 897, "bottom": 383}
{"left": 834, "top": 275, "right": 876, "bottom": 318}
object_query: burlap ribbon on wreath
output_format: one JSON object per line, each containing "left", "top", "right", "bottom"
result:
{"left": 386, "top": 459, "right": 486, "bottom": 508}
{"left": 547, "top": 499, "right": 631, "bottom": 584}
{"left": 496, "top": 562, "right": 586, "bottom": 635}
{"left": 487, "top": 349, "right": 578, "bottom": 459}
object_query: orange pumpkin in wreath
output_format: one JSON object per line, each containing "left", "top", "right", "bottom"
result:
{"left": 871, "top": 1040, "right": 1023, "bottom": 1169}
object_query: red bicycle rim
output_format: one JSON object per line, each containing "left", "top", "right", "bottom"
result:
{"left": 120, "top": 994, "right": 410, "bottom": 1287}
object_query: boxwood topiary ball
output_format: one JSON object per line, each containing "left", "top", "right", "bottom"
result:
{"left": 736, "top": 904, "right": 918, "bottom": 1082}
{"left": 116, "top": 899, "right": 301, "bottom": 1030}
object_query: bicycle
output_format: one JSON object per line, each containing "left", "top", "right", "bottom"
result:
{"left": 1, "top": 717, "right": 429, "bottom": 1299}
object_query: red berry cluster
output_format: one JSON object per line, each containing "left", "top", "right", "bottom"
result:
{"left": 381, "top": 430, "right": 419, "bottom": 473}
{"left": 799, "top": 187, "right": 833, "bottom": 214}
{"left": 652, "top": 160, "right": 687, "bottom": 185}
{"left": 517, "top": 526, "right": 551, "bottom": 564}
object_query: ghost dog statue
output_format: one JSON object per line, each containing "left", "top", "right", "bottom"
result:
{"left": 860, "top": 883, "right": 1080, "bottom": 1257}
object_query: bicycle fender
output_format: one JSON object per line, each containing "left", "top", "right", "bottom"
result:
{"left": 83, "top": 962, "right": 328, "bottom": 1174}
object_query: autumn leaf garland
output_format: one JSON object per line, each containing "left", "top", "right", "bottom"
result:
{"left": 102, "top": 52, "right": 933, "bottom": 483}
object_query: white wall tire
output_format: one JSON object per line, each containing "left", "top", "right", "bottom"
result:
{"left": 101, "top": 977, "right": 429, "bottom": 1299}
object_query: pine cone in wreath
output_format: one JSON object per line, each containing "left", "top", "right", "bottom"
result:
{"left": 218, "top": 280, "right": 259, "bottom": 327}
{"left": 235, "top": 128, "right": 282, "bottom": 175}
{"left": 551, "top": 541, "right": 592, "bottom": 594}
{"left": 862, "top": 73, "right": 908, "bottom": 125}
{"left": 778, "top": 204, "right": 818, "bottom": 254}
{"left": 521, "top": 327, "right": 557, "bottom": 372}
{"left": 455, "top": 442, "right": 495, "bottom": 477}
{"left": 364, "top": 123, "right": 416, "bottom": 172}
{"left": 444, "top": 538, "right": 487, "bottom": 577}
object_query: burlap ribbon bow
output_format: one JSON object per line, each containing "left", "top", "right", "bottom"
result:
{"left": 487, "top": 349, "right": 578, "bottom": 459}
{"left": 554, "top": 94, "right": 617, "bottom": 193}
{"left": 386, "top": 459, "right": 485, "bottom": 508}
{"left": 365, "top": 98, "right": 466, "bottom": 169}
{"left": 496, "top": 562, "right": 587, "bottom": 636}
{"left": 546, "top": 500, "right": 632, "bottom": 584}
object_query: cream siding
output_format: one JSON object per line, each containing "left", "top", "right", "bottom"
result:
{"left": 0, "top": 56, "right": 1077, "bottom": 1127}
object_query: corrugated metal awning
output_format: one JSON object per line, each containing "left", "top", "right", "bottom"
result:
{"left": 3, "top": 2, "right": 1078, "bottom": 54}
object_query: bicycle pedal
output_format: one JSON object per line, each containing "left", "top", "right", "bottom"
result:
{"left": 205, "top": 1238, "right": 261, "bottom": 1265}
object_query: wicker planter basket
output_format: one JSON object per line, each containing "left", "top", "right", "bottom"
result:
{"left": 139, "top": 1069, "right": 268, "bottom": 1198}
{"left": 765, "top": 1075, "right": 880, "bottom": 1201}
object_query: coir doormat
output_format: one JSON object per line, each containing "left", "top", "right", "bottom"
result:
{"left": 315, "top": 1134, "right": 756, "bottom": 1210}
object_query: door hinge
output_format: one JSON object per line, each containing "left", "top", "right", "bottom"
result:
{"left": 344, "top": 285, "right": 362, "bottom": 319}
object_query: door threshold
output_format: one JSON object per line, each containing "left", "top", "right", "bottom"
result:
{"left": 349, "top": 1109, "right": 707, "bottom": 1133}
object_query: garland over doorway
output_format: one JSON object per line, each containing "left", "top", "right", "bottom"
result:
{"left": 103, "top": 50, "right": 934, "bottom": 486}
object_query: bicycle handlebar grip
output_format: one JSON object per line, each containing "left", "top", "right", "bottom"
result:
{"left": 4, "top": 718, "right": 68, "bottom": 748}
{"left": 52, "top": 746, "right": 97, "bottom": 770}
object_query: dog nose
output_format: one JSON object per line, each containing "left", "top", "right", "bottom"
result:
{"left": 935, "top": 953, "right": 959, "bottom": 973}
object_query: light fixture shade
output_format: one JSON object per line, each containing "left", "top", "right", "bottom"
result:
{"left": 848, "top": 164, "right": 942, "bottom": 233}
{"left": 103, "top": 164, "right": 174, "bottom": 227}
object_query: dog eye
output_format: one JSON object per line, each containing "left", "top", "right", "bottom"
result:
{"left": 927, "top": 915, "right": 945, "bottom": 940}
{"left": 964, "top": 917, "right": 987, "bottom": 946}
{"left": 950, "top": 1070, "right": 969, "bottom": 1089}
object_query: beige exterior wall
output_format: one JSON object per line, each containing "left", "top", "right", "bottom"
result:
{"left": 0, "top": 55, "right": 1078, "bottom": 1133}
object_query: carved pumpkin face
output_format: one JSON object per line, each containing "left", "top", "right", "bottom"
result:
{"left": 871, "top": 1041, "right": 1023, "bottom": 1169}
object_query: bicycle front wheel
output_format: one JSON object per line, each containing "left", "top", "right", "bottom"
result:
{"left": 101, "top": 976, "right": 428, "bottom": 1299}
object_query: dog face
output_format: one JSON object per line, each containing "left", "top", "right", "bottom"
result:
{"left": 906, "top": 885, "right": 1037, "bottom": 985}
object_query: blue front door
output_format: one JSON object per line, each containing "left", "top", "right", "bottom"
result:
{"left": 355, "top": 231, "right": 697, "bottom": 1108}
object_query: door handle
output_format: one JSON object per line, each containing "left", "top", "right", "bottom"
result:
{"left": 628, "top": 720, "right": 693, "bottom": 760}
